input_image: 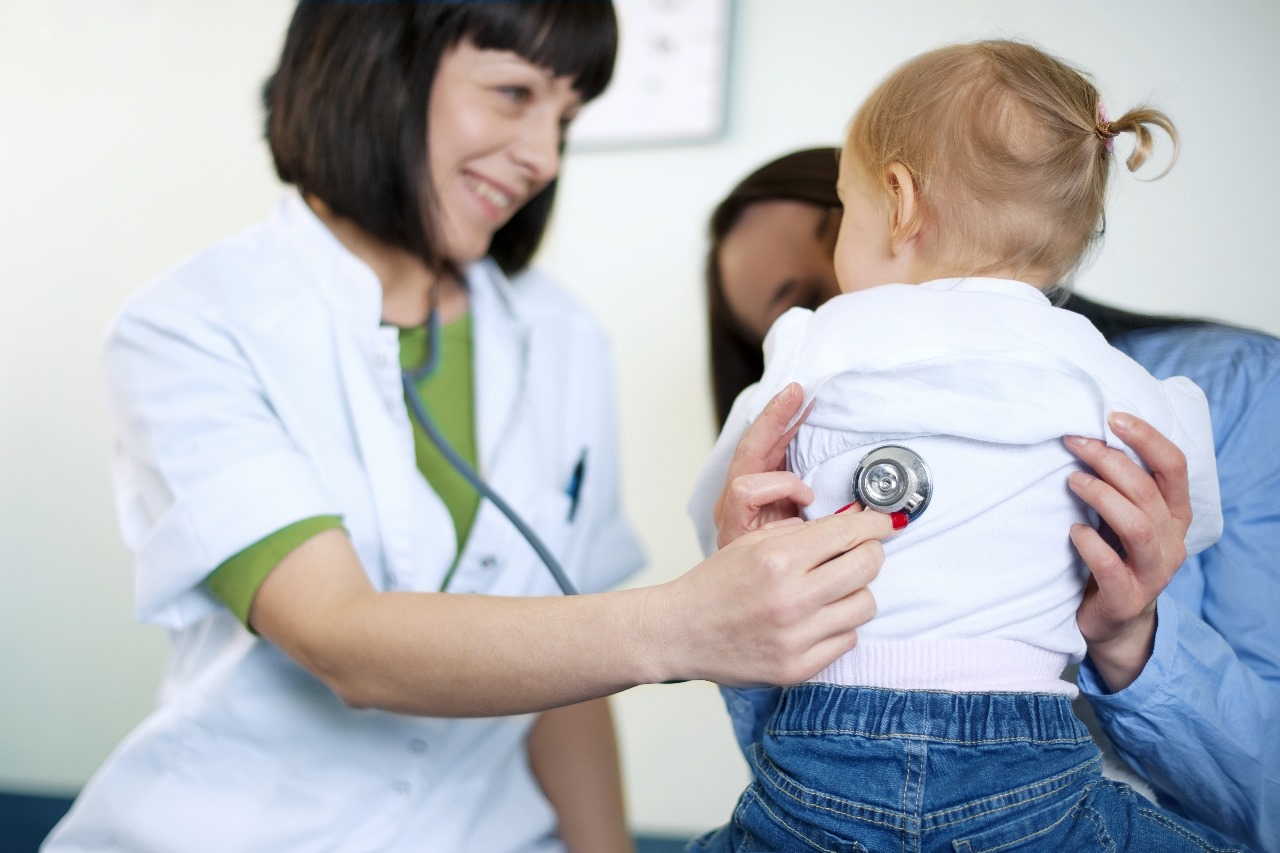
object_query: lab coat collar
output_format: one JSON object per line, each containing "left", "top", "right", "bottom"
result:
{"left": 274, "top": 191, "right": 385, "bottom": 335}
{"left": 466, "top": 259, "right": 532, "bottom": 476}
{"left": 275, "top": 188, "right": 533, "bottom": 475}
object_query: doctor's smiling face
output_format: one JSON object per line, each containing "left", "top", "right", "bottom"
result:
{"left": 428, "top": 42, "right": 584, "bottom": 264}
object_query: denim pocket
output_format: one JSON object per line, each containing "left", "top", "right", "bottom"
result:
{"left": 948, "top": 783, "right": 1095, "bottom": 853}
{"left": 949, "top": 778, "right": 1244, "bottom": 853}
{"left": 733, "top": 785, "right": 868, "bottom": 853}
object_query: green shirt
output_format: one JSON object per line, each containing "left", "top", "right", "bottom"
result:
{"left": 205, "top": 315, "right": 479, "bottom": 626}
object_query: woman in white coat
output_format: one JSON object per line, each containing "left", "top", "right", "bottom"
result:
{"left": 43, "top": 5, "right": 895, "bottom": 852}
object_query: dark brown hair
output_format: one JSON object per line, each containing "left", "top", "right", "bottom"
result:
{"left": 263, "top": 1, "right": 617, "bottom": 275}
{"left": 706, "top": 147, "right": 841, "bottom": 425}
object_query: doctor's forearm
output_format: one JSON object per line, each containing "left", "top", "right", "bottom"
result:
{"left": 251, "top": 513, "right": 888, "bottom": 716}
{"left": 251, "top": 533, "right": 666, "bottom": 715}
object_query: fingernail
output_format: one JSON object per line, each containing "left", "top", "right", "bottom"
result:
{"left": 890, "top": 511, "right": 909, "bottom": 530}
{"left": 1109, "top": 412, "right": 1133, "bottom": 432}
{"left": 1064, "top": 435, "right": 1087, "bottom": 449}
{"left": 1068, "top": 471, "right": 1094, "bottom": 489}
{"left": 834, "top": 502, "right": 857, "bottom": 515}
{"left": 778, "top": 383, "right": 797, "bottom": 403}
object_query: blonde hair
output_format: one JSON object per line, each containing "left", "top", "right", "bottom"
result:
{"left": 845, "top": 40, "right": 1179, "bottom": 288}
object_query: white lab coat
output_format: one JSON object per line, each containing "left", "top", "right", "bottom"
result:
{"left": 45, "top": 194, "right": 645, "bottom": 852}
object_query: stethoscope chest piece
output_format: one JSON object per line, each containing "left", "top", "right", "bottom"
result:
{"left": 851, "top": 445, "right": 932, "bottom": 522}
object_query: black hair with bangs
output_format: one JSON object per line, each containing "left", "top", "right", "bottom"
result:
{"left": 263, "top": 1, "right": 617, "bottom": 275}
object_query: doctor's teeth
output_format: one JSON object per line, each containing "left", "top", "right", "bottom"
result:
{"left": 471, "top": 179, "right": 511, "bottom": 209}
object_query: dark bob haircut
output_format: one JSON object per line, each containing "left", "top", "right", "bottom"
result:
{"left": 264, "top": 1, "right": 617, "bottom": 275}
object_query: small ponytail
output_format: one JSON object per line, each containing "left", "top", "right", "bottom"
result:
{"left": 1098, "top": 105, "right": 1179, "bottom": 179}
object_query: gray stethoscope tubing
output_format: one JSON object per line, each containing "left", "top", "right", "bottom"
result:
{"left": 401, "top": 308, "right": 579, "bottom": 597}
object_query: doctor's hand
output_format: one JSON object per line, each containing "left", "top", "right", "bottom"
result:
{"left": 715, "top": 382, "right": 816, "bottom": 549}
{"left": 1064, "top": 412, "right": 1192, "bottom": 693}
{"left": 649, "top": 506, "right": 894, "bottom": 688}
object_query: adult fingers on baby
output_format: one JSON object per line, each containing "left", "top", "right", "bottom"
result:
{"left": 1067, "top": 466, "right": 1183, "bottom": 589}
{"left": 1069, "top": 522, "right": 1159, "bottom": 692}
{"left": 725, "top": 382, "right": 807, "bottom": 480}
{"left": 721, "top": 509, "right": 889, "bottom": 626}
{"left": 1106, "top": 412, "right": 1193, "bottom": 534}
{"left": 805, "top": 537, "right": 885, "bottom": 605}
{"left": 1064, "top": 423, "right": 1186, "bottom": 537}
{"left": 1069, "top": 523, "right": 1135, "bottom": 607}
{"left": 788, "top": 504, "right": 898, "bottom": 563}
{"left": 1066, "top": 469, "right": 1150, "bottom": 558}
{"left": 783, "top": 586, "right": 879, "bottom": 683}
{"left": 717, "top": 471, "right": 815, "bottom": 548}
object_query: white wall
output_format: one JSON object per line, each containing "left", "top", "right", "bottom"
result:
{"left": 3, "top": 0, "right": 1277, "bottom": 839}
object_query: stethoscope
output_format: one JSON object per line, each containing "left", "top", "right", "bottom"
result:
{"left": 400, "top": 306, "right": 580, "bottom": 597}
{"left": 400, "top": 297, "right": 937, "bottom": 598}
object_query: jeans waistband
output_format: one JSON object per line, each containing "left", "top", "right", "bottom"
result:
{"left": 770, "top": 683, "right": 1090, "bottom": 745}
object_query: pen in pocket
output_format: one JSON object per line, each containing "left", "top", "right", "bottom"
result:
{"left": 565, "top": 450, "right": 587, "bottom": 522}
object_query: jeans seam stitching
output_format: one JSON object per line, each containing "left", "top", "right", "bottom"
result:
{"left": 926, "top": 755, "right": 1100, "bottom": 827}
{"left": 1136, "top": 806, "right": 1240, "bottom": 852}
{"left": 754, "top": 750, "right": 906, "bottom": 829}
{"left": 743, "top": 786, "right": 848, "bottom": 853}
{"left": 767, "top": 728, "right": 1089, "bottom": 746}
{"left": 952, "top": 788, "right": 1090, "bottom": 853}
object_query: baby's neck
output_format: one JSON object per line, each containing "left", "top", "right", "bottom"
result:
{"left": 905, "top": 260, "right": 1057, "bottom": 291}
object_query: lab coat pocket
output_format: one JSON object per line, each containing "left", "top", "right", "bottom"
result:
{"left": 532, "top": 489, "right": 575, "bottom": 557}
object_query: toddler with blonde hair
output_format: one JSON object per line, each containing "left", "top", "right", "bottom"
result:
{"left": 690, "top": 40, "right": 1240, "bottom": 852}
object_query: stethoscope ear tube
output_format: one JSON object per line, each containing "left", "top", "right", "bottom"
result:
{"left": 402, "top": 309, "right": 579, "bottom": 596}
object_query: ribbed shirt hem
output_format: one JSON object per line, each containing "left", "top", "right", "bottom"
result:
{"left": 808, "top": 638, "right": 1077, "bottom": 697}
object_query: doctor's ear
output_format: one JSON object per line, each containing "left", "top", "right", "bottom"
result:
{"left": 886, "top": 163, "right": 924, "bottom": 251}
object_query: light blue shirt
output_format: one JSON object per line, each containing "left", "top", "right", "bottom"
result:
{"left": 1080, "top": 322, "right": 1280, "bottom": 853}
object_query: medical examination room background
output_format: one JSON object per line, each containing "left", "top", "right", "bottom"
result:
{"left": 3, "top": 0, "right": 1278, "bottom": 840}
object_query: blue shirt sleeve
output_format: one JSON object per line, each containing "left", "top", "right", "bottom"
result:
{"left": 1081, "top": 323, "right": 1280, "bottom": 853}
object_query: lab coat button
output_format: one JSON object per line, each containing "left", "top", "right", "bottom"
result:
{"left": 393, "top": 780, "right": 412, "bottom": 796}
{"left": 851, "top": 445, "right": 932, "bottom": 521}
{"left": 479, "top": 555, "right": 498, "bottom": 570}
{"left": 409, "top": 738, "right": 428, "bottom": 754}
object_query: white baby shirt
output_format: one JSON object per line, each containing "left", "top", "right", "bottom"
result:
{"left": 689, "top": 278, "right": 1221, "bottom": 695}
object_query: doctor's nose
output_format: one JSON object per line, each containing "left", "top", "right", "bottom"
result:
{"left": 513, "top": 115, "right": 563, "bottom": 187}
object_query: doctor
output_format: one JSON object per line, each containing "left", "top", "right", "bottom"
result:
{"left": 44, "top": 6, "right": 893, "bottom": 852}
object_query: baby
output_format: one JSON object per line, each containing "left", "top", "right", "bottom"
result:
{"left": 689, "top": 40, "right": 1236, "bottom": 852}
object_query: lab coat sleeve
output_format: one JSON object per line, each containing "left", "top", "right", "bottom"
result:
{"left": 104, "top": 293, "right": 341, "bottom": 630}
{"left": 1080, "top": 351, "right": 1280, "bottom": 853}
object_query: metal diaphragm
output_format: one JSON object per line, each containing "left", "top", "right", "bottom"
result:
{"left": 850, "top": 445, "right": 932, "bottom": 521}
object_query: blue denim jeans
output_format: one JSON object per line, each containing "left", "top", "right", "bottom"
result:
{"left": 691, "top": 684, "right": 1243, "bottom": 853}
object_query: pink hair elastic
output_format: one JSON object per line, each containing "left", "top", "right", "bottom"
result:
{"left": 1097, "top": 102, "right": 1115, "bottom": 153}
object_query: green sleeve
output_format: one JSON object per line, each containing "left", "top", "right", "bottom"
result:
{"left": 206, "top": 515, "right": 344, "bottom": 628}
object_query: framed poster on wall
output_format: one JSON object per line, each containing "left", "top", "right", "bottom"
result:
{"left": 568, "top": 0, "right": 733, "bottom": 149}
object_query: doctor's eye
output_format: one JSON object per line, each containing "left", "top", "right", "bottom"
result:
{"left": 497, "top": 85, "right": 533, "bottom": 105}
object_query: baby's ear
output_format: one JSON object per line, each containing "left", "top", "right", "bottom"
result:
{"left": 886, "top": 163, "right": 923, "bottom": 251}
